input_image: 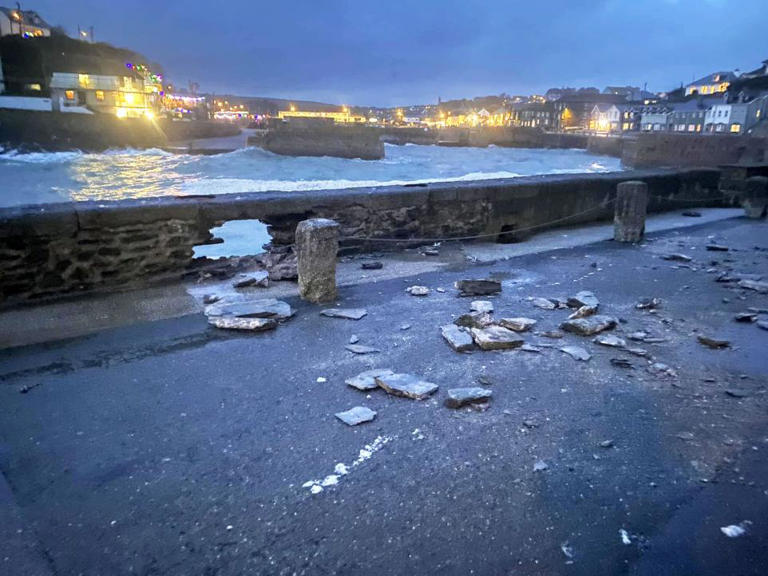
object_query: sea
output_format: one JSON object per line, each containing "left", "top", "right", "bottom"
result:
{"left": 0, "top": 143, "right": 622, "bottom": 256}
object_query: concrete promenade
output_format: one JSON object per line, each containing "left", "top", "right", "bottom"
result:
{"left": 1, "top": 215, "right": 767, "bottom": 575}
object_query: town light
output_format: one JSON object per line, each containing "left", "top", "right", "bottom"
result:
{"left": 144, "top": 110, "right": 155, "bottom": 119}
{"left": 116, "top": 108, "right": 128, "bottom": 119}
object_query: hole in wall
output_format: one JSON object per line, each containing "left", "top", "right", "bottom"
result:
{"left": 193, "top": 219, "right": 272, "bottom": 259}
{"left": 496, "top": 224, "right": 521, "bottom": 244}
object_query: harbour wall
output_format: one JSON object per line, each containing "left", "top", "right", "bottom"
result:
{"left": 0, "top": 168, "right": 736, "bottom": 306}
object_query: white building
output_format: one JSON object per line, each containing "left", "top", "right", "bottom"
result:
{"left": 705, "top": 96, "right": 768, "bottom": 134}
{"left": 50, "top": 72, "right": 153, "bottom": 118}
{"left": 590, "top": 104, "right": 622, "bottom": 133}
{"left": 0, "top": 7, "right": 50, "bottom": 37}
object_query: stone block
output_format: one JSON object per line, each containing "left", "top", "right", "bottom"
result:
{"left": 742, "top": 176, "right": 767, "bottom": 219}
{"left": 296, "top": 218, "right": 340, "bottom": 303}
{"left": 614, "top": 180, "right": 648, "bottom": 243}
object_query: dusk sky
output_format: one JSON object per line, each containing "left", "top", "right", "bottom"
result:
{"left": 33, "top": 0, "right": 767, "bottom": 106}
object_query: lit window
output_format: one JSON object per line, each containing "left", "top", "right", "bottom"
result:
{"left": 65, "top": 90, "right": 75, "bottom": 100}
{"left": 95, "top": 90, "right": 104, "bottom": 101}
{"left": 26, "top": 83, "right": 42, "bottom": 91}
{"left": 78, "top": 74, "right": 90, "bottom": 88}
{"left": 730, "top": 124, "right": 741, "bottom": 133}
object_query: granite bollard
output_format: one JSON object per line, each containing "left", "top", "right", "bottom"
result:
{"left": 742, "top": 176, "right": 767, "bottom": 219}
{"left": 614, "top": 180, "right": 648, "bottom": 243}
{"left": 296, "top": 218, "right": 340, "bottom": 302}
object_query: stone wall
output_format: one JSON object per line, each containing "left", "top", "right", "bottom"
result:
{"left": 587, "top": 135, "right": 626, "bottom": 158}
{"left": 0, "top": 168, "right": 737, "bottom": 306}
{"left": 436, "top": 127, "right": 588, "bottom": 149}
{"left": 254, "top": 122, "right": 384, "bottom": 160}
{"left": 622, "top": 133, "right": 768, "bottom": 168}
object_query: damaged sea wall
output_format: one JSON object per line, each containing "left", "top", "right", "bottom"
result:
{"left": 0, "top": 168, "right": 734, "bottom": 305}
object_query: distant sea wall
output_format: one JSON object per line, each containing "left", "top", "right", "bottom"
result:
{"left": 621, "top": 133, "right": 768, "bottom": 168}
{"left": 0, "top": 167, "right": 738, "bottom": 306}
{"left": 435, "top": 127, "right": 588, "bottom": 149}
{"left": 587, "top": 135, "right": 626, "bottom": 158}
{"left": 248, "top": 122, "right": 384, "bottom": 160}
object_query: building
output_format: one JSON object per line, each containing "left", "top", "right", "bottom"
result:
{"left": 49, "top": 71, "right": 153, "bottom": 118}
{"left": 0, "top": 6, "right": 50, "bottom": 37}
{"left": 638, "top": 104, "right": 673, "bottom": 131}
{"left": 668, "top": 99, "right": 713, "bottom": 133}
{"left": 510, "top": 101, "right": 554, "bottom": 129}
{"left": 684, "top": 71, "right": 737, "bottom": 97}
{"left": 589, "top": 104, "right": 622, "bottom": 133}
{"left": 704, "top": 95, "right": 768, "bottom": 134}
{"left": 552, "top": 93, "right": 627, "bottom": 132}
{"left": 277, "top": 107, "right": 367, "bottom": 124}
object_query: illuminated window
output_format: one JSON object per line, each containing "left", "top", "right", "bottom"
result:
{"left": 65, "top": 90, "right": 75, "bottom": 100}
{"left": 730, "top": 124, "right": 741, "bottom": 133}
{"left": 26, "top": 83, "right": 42, "bottom": 91}
{"left": 95, "top": 90, "right": 104, "bottom": 101}
{"left": 78, "top": 74, "right": 90, "bottom": 88}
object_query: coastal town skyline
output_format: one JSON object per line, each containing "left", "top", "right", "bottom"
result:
{"left": 26, "top": 0, "right": 768, "bottom": 107}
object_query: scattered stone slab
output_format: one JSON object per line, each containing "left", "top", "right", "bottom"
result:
{"left": 520, "top": 343, "right": 542, "bottom": 353}
{"left": 706, "top": 244, "right": 729, "bottom": 252}
{"left": 361, "top": 261, "right": 383, "bottom": 270}
{"left": 758, "top": 321, "right": 768, "bottom": 331}
{"left": 498, "top": 317, "right": 537, "bottom": 332}
{"left": 648, "top": 362, "right": 677, "bottom": 377}
{"left": 374, "top": 373, "right": 439, "bottom": 400}
{"left": 207, "top": 316, "right": 277, "bottom": 332}
{"left": 636, "top": 297, "right": 662, "bottom": 310}
{"left": 233, "top": 270, "right": 269, "bottom": 288}
{"left": 454, "top": 311, "right": 493, "bottom": 329}
{"left": 444, "top": 387, "right": 493, "bottom": 409}
{"left": 349, "top": 334, "right": 360, "bottom": 344}
{"left": 594, "top": 334, "right": 626, "bottom": 348}
{"left": 735, "top": 312, "right": 758, "bottom": 323}
{"left": 406, "top": 285, "right": 430, "bottom": 296}
{"left": 560, "top": 346, "right": 591, "bottom": 361}
{"left": 739, "top": 279, "right": 768, "bottom": 294}
{"left": 423, "top": 248, "right": 440, "bottom": 256}
{"left": 441, "top": 324, "right": 475, "bottom": 352}
{"left": 610, "top": 358, "right": 633, "bottom": 369}
{"left": 725, "top": 388, "right": 749, "bottom": 398}
{"left": 568, "top": 305, "right": 597, "bottom": 319}
{"left": 346, "top": 369, "right": 395, "bottom": 391}
{"left": 567, "top": 291, "right": 599, "bottom": 309}
{"left": 203, "top": 294, "right": 221, "bottom": 305}
{"left": 320, "top": 308, "right": 367, "bottom": 320}
{"left": 539, "top": 330, "right": 564, "bottom": 339}
{"left": 625, "top": 347, "right": 650, "bottom": 357}
{"left": 470, "top": 326, "right": 525, "bottom": 350}
{"left": 599, "top": 439, "right": 615, "bottom": 448}
{"left": 697, "top": 335, "right": 730, "bottom": 349}
{"left": 345, "top": 344, "right": 380, "bottom": 354}
{"left": 456, "top": 279, "right": 501, "bottom": 297}
{"left": 400, "top": 323, "right": 412, "bottom": 331}
{"left": 531, "top": 297, "right": 556, "bottom": 310}
{"left": 335, "top": 406, "right": 377, "bottom": 426}
{"left": 662, "top": 253, "right": 692, "bottom": 262}
{"left": 676, "top": 431, "right": 695, "bottom": 441}
{"left": 533, "top": 460, "right": 549, "bottom": 472}
{"left": 560, "top": 315, "right": 617, "bottom": 336}
{"left": 205, "top": 298, "right": 294, "bottom": 321}
{"left": 470, "top": 300, "right": 494, "bottom": 313}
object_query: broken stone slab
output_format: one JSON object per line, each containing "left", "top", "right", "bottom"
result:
{"left": 349, "top": 334, "right": 360, "bottom": 344}
{"left": 203, "top": 294, "right": 221, "bottom": 305}
{"left": 345, "top": 369, "right": 395, "bottom": 391}
{"left": 335, "top": 406, "right": 377, "bottom": 426}
{"left": 455, "top": 279, "right": 501, "bottom": 297}
{"left": 470, "top": 325, "right": 525, "bottom": 350}
{"left": 662, "top": 253, "right": 692, "bottom": 262}
{"left": 625, "top": 347, "right": 649, "bottom": 357}
{"left": 568, "top": 305, "right": 597, "bottom": 319}
{"left": 498, "top": 317, "right": 537, "bottom": 332}
{"left": 361, "top": 261, "right": 383, "bottom": 270}
{"left": 636, "top": 297, "right": 662, "bottom": 310}
{"left": 345, "top": 344, "right": 380, "bottom": 354}
{"left": 320, "top": 308, "right": 367, "bottom": 320}
{"left": 207, "top": 316, "right": 278, "bottom": 332}
{"left": 444, "top": 387, "right": 493, "bottom": 409}
{"left": 724, "top": 388, "right": 749, "bottom": 398}
{"left": 533, "top": 460, "right": 549, "bottom": 472}
{"left": 567, "top": 291, "right": 599, "bottom": 309}
{"left": 648, "top": 362, "right": 677, "bottom": 377}
{"left": 705, "top": 244, "right": 729, "bottom": 252}
{"left": 454, "top": 311, "right": 493, "bottom": 329}
{"left": 697, "top": 335, "right": 730, "bottom": 349}
{"left": 735, "top": 312, "right": 758, "bottom": 323}
{"left": 539, "top": 330, "right": 564, "bottom": 339}
{"left": 374, "top": 373, "right": 439, "bottom": 400}
{"left": 441, "top": 324, "right": 475, "bottom": 352}
{"left": 531, "top": 297, "right": 556, "bottom": 310}
{"left": 610, "top": 358, "right": 633, "bottom": 368}
{"left": 682, "top": 211, "right": 702, "bottom": 217}
{"left": 233, "top": 270, "right": 269, "bottom": 289}
{"left": 594, "top": 334, "right": 626, "bottom": 348}
{"left": 560, "top": 346, "right": 591, "bottom": 361}
{"left": 470, "top": 300, "right": 494, "bottom": 313}
{"left": 520, "top": 343, "right": 542, "bottom": 353}
{"left": 739, "top": 279, "right": 768, "bottom": 294}
{"left": 560, "top": 315, "right": 617, "bottom": 336}
{"left": 205, "top": 298, "right": 294, "bottom": 321}
{"left": 406, "top": 285, "right": 430, "bottom": 296}
{"left": 758, "top": 321, "right": 768, "bottom": 331}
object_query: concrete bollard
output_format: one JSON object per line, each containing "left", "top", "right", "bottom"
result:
{"left": 295, "top": 218, "right": 340, "bottom": 303}
{"left": 614, "top": 180, "right": 648, "bottom": 243}
{"left": 742, "top": 176, "right": 768, "bottom": 219}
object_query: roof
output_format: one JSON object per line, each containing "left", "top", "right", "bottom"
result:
{"left": 686, "top": 71, "right": 737, "bottom": 87}
{"left": 0, "top": 7, "right": 50, "bottom": 29}
{"left": 669, "top": 98, "right": 719, "bottom": 113}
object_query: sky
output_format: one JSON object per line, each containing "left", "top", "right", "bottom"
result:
{"left": 31, "top": 0, "right": 768, "bottom": 107}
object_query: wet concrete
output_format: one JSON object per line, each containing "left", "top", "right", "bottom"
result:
{"left": 1, "top": 217, "right": 767, "bottom": 575}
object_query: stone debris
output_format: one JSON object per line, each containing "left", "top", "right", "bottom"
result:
{"left": 335, "top": 406, "right": 377, "bottom": 426}
{"left": 361, "top": 261, "right": 383, "bottom": 270}
{"left": 627, "top": 331, "right": 667, "bottom": 344}
{"left": 625, "top": 347, "right": 649, "bottom": 357}
{"left": 520, "top": 343, "right": 542, "bottom": 353}
{"left": 470, "top": 300, "right": 494, "bottom": 313}
{"left": 560, "top": 315, "right": 617, "bottom": 336}
{"left": 610, "top": 358, "right": 633, "bottom": 369}
{"left": 345, "top": 344, "right": 380, "bottom": 354}
{"left": 423, "top": 248, "right": 440, "bottom": 256}
{"left": 455, "top": 279, "right": 502, "bottom": 297}
{"left": 560, "top": 346, "right": 592, "bottom": 361}
{"left": 697, "top": 335, "right": 730, "bottom": 349}
{"left": 662, "top": 253, "right": 692, "bottom": 262}
{"left": 734, "top": 312, "right": 758, "bottom": 323}
{"left": 636, "top": 297, "right": 662, "bottom": 310}
{"left": 567, "top": 291, "right": 599, "bottom": 309}
{"left": 599, "top": 439, "right": 615, "bottom": 448}
{"left": 539, "top": 330, "right": 564, "bottom": 339}
{"left": 436, "top": 288, "right": 446, "bottom": 293}
{"left": 207, "top": 316, "right": 278, "bottom": 332}
{"left": 619, "top": 530, "right": 632, "bottom": 545}
{"left": 233, "top": 270, "right": 269, "bottom": 289}
{"left": 320, "top": 308, "right": 368, "bottom": 320}
{"left": 441, "top": 324, "right": 475, "bottom": 352}
{"left": 349, "top": 334, "right": 360, "bottom": 344}
{"left": 705, "top": 244, "right": 729, "bottom": 252}
{"left": 406, "top": 285, "right": 430, "bottom": 296}
{"left": 444, "top": 387, "right": 493, "bottom": 409}
{"left": 374, "top": 373, "right": 439, "bottom": 400}
{"left": 758, "top": 321, "right": 768, "bottom": 331}
{"left": 725, "top": 388, "right": 749, "bottom": 398}
{"left": 202, "top": 294, "right": 220, "bottom": 305}
{"left": 205, "top": 298, "right": 294, "bottom": 321}
{"left": 533, "top": 460, "right": 549, "bottom": 472}
{"left": 594, "top": 334, "right": 626, "bottom": 348}
{"left": 648, "top": 362, "right": 677, "bottom": 377}
{"left": 568, "top": 305, "right": 597, "bottom": 319}
{"left": 498, "top": 317, "right": 537, "bottom": 332}
{"left": 400, "top": 323, "right": 412, "bottom": 331}
{"left": 738, "top": 279, "right": 768, "bottom": 293}
{"left": 531, "top": 297, "right": 556, "bottom": 310}
{"left": 682, "top": 211, "right": 702, "bottom": 217}
{"left": 454, "top": 311, "right": 493, "bottom": 329}
{"left": 470, "top": 325, "right": 525, "bottom": 350}
{"left": 346, "top": 369, "right": 395, "bottom": 391}
{"left": 676, "top": 431, "right": 695, "bottom": 441}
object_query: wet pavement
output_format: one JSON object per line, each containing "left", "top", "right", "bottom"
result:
{"left": 1, "top": 217, "right": 767, "bottom": 575}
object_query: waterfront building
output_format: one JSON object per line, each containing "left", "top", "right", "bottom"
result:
{"left": 50, "top": 71, "right": 153, "bottom": 118}
{"left": 277, "top": 107, "right": 366, "bottom": 124}
{"left": 589, "top": 104, "right": 622, "bottom": 133}
{"left": 638, "top": 104, "right": 673, "bottom": 131}
{"left": 510, "top": 101, "right": 554, "bottom": 129}
{"left": 668, "top": 99, "right": 713, "bottom": 133}
{"left": 552, "top": 93, "right": 627, "bottom": 132}
{"left": 684, "top": 71, "right": 737, "bottom": 97}
{"left": 0, "top": 6, "right": 50, "bottom": 37}
{"left": 704, "top": 95, "right": 768, "bottom": 134}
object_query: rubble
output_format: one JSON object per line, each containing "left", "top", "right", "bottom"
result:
{"left": 455, "top": 279, "right": 502, "bottom": 297}
{"left": 345, "top": 344, "right": 380, "bottom": 354}
{"left": 335, "top": 406, "right": 377, "bottom": 426}
{"left": 697, "top": 335, "right": 731, "bottom": 349}
{"left": 594, "top": 334, "right": 626, "bottom": 348}
{"left": 233, "top": 270, "right": 269, "bottom": 289}
{"left": 444, "top": 387, "right": 493, "bottom": 408}
{"left": 734, "top": 312, "right": 758, "bottom": 323}
{"left": 454, "top": 311, "right": 493, "bottom": 329}
{"left": 441, "top": 324, "right": 475, "bottom": 352}
{"left": 648, "top": 363, "right": 677, "bottom": 377}
{"left": 205, "top": 298, "right": 294, "bottom": 321}
{"left": 320, "top": 308, "right": 368, "bottom": 320}
{"left": 560, "top": 346, "right": 592, "bottom": 361}
{"left": 207, "top": 316, "right": 277, "bottom": 332}
{"left": 470, "top": 326, "right": 525, "bottom": 350}
{"left": 406, "top": 285, "right": 430, "bottom": 296}
{"left": 498, "top": 317, "right": 537, "bottom": 332}
{"left": 470, "top": 300, "right": 494, "bottom": 313}
{"left": 636, "top": 297, "right": 662, "bottom": 310}
{"left": 610, "top": 358, "right": 633, "bottom": 368}
{"left": 705, "top": 244, "right": 729, "bottom": 252}
{"left": 374, "top": 373, "right": 439, "bottom": 400}
{"left": 568, "top": 305, "right": 597, "bottom": 319}
{"left": 758, "top": 321, "right": 768, "bottom": 331}
{"left": 533, "top": 460, "right": 549, "bottom": 472}
{"left": 361, "top": 261, "right": 383, "bottom": 270}
{"left": 520, "top": 344, "right": 542, "bottom": 353}
{"left": 662, "top": 253, "right": 692, "bottom": 262}
{"left": 625, "top": 347, "right": 650, "bottom": 357}
{"left": 560, "top": 315, "right": 617, "bottom": 336}
{"left": 738, "top": 279, "right": 768, "bottom": 293}
{"left": 531, "top": 297, "right": 556, "bottom": 310}
{"left": 539, "top": 330, "right": 564, "bottom": 339}
{"left": 346, "top": 369, "right": 395, "bottom": 391}
{"left": 567, "top": 291, "right": 599, "bottom": 309}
